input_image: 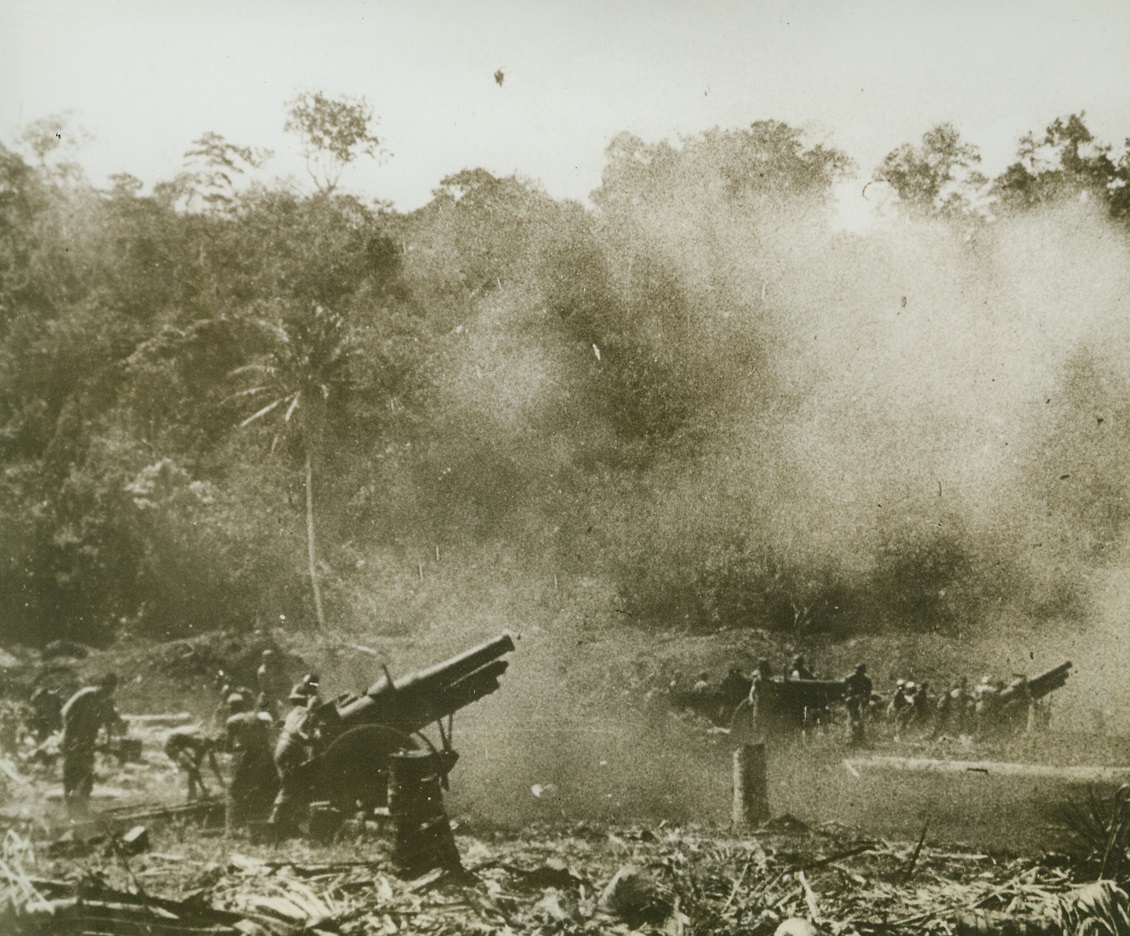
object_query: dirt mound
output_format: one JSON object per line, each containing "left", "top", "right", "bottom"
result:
{"left": 147, "top": 632, "right": 303, "bottom": 687}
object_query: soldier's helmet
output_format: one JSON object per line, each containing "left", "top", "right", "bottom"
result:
{"left": 227, "top": 692, "right": 247, "bottom": 712}
{"left": 855, "top": 663, "right": 867, "bottom": 673}
{"left": 905, "top": 681, "right": 916, "bottom": 691}
{"left": 98, "top": 673, "right": 119, "bottom": 691}
{"left": 288, "top": 683, "right": 310, "bottom": 704}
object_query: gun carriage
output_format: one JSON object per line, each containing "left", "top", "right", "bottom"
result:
{"left": 297, "top": 633, "right": 515, "bottom": 814}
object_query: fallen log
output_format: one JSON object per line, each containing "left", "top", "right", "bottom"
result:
{"left": 844, "top": 756, "right": 1130, "bottom": 783}
{"left": 101, "top": 798, "right": 225, "bottom": 824}
{"left": 122, "top": 713, "right": 194, "bottom": 727}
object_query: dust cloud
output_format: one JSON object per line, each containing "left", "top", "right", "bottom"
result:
{"left": 325, "top": 167, "right": 1130, "bottom": 831}
{"left": 427, "top": 175, "right": 1130, "bottom": 740}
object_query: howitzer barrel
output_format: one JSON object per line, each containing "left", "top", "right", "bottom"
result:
{"left": 366, "top": 633, "right": 515, "bottom": 697}
{"left": 1001, "top": 661, "right": 1072, "bottom": 705}
{"left": 325, "top": 633, "right": 515, "bottom": 739}
{"left": 765, "top": 678, "right": 848, "bottom": 709}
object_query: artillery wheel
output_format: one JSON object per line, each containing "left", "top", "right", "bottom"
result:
{"left": 313, "top": 725, "right": 418, "bottom": 814}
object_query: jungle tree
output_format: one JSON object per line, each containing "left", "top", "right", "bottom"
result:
{"left": 232, "top": 303, "right": 352, "bottom": 629}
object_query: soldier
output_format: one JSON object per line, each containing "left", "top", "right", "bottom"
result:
{"left": 887, "top": 679, "right": 907, "bottom": 720}
{"left": 299, "top": 672, "right": 321, "bottom": 700}
{"left": 935, "top": 677, "right": 970, "bottom": 738}
{"left": 164, "top": 730, "right": 224, "bottom": 801}
{"left": 28, "top": 687, "right": 63, "bottom": 742}
{"left": 719, "top": 666, "right": 748, "bottom": 700}
{"left": 267, "top": 683, "right": 321, "bottom": 838}
{"left": 60, "top": 674, "right": 124, "bottom": 815}
{"left": 730, "top": 658, "right": 774, "bottom": 739}
{"left": 913, "top": 681, "right": 931, "bottom": 725}
{"left": 896, "top": 681, "right": 920, "bottom": 734}
{"left": 788, "top": 655, "right": 815, "bottom": 681}
{"left": 1002, "top": 674, "right": 1032, "bottom": 736}
{"left": 223, "top": 693, "right": 277, "bottom": 833}
{"left": 212, "top": 672, "right": 252, "bottom": 730}
{"left": 843, "top": 663, "right": 873, "bottom": 747}
{"left": 974, "top": 676, "right": 1002, "bottom": 738}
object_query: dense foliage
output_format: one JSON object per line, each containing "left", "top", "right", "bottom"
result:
{"left": 1, "top": 107, "right": 1128, "bottom": 646}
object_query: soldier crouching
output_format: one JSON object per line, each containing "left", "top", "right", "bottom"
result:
{"left": 164, "top": 730, "right": 223, "bottom": 801}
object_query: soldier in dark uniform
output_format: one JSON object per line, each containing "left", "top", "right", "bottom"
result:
{"left": 164, "top": 730, "right": 224, "bottom": 801}
{"left": 789, "top": 655, "right": 815, "bottom": 681}
{"left": 912, "top": 681, "right": 932, "bottom": 735}
{"left": 843, "top": 663, "right": 873, "bottom": 747}
{"left": 223, "top": 693, "right": 277, "bottom": 833}
{"left": 60, "top": 674, "right": 124, "bottom": 815}
{"left": 974, "top": 676, "right": 1002, "bottom": 738}
{"left": 267, "top": 682, "right": 321, "bottom": 838}
{"left": 28, "top": 688, "right": 63, "bottom": 742}
{"left": 731, "top": 658, "right": 774, "bottom": 739}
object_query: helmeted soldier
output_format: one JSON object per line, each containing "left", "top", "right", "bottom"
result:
{"left": 843, "top": 663, "right": 873, "bottom": 746}
{"left": 267, "top": 682, "right": 322, "bottom": 838}
{"left": 224, "top": 693, "right": 277, "bottom": 833}
{"left": 61, "top": 674, "right": 124, "bottom": 815}
{"left": 28, "top": 687, "right": 63, "bottom": 742}
{"left": 974, "top": 675, "right": 1002, "bottom": 737}
{"left": 164, "top": 729, "right": 224, "bottom": 801}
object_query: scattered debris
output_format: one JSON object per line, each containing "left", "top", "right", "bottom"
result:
{"left": 4, "top": 817, "right": 1130, "bottom": 934}
{"left": 599, "top": 864, "right": 674, "bottom": 926}
{"left": 775, "top": 918, "right": 822, "bottom": 936}
{"left": 117, "top": 825, "right": 150, "bottom": 857}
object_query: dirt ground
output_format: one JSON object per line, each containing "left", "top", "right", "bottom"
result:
{"left": 2, "top": 628, "right": 1129, "bottom": 934}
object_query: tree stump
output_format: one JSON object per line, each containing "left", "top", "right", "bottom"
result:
{"left": 732, "top": 742, "right": 769, "bottom": 829}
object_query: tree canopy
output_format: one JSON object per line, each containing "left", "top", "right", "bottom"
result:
{"left": 284, "top": 91, "right": 388, "bottom": 194}
{"left": 1, "top": 104, "right": 1128, "bottom": 646}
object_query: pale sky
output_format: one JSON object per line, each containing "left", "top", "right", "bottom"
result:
{"left": 3, "top": 0, "right": 1129, "bottom": 210}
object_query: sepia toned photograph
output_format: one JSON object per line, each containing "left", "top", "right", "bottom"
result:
{"left": 2, "top": 1, "right": 1130, "bottom": 932}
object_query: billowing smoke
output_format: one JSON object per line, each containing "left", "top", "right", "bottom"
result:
{"left": 323, "top": 135, "right": 1130, "bottom": 836}
{"left": 388, "top": 154, "right": 1130, "bottom": 732}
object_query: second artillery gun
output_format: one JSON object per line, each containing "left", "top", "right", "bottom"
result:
{"left": 295, "top": 633, "right": 515, "bottom": 815}
{"left": 730, "top": 660, "right": 1073, "bottom": 738}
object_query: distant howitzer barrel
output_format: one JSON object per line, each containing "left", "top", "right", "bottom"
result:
{"left": 764, "top": 677, "right": 849, "bottom": 710}
{"left": 752, "top": 677, "right": 848, "bottom": 729}
{"left": 317, "top": 633, "right": 516, "bottom": 742}
{"left": 1000, "top": 661, "right": 1072, "bottom": 706}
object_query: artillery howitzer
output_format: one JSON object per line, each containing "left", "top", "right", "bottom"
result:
{"left": 999, "top": 661, "right": 1072, "bottom": 707}
{"left": 298, "top": 633, "right": 515, "bottom": 814}
{"left": 987, "top": 661, "right": 1071, "bottom": 736}
{"left": 721, "top": 675, "right": 850, "bottom": 737}
{"left": 754, "top": 677, "right": 848, "bottom": 730}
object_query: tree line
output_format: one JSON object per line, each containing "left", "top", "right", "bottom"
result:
{"left": 1, "top": 94, "right": 1127, "bottom": 645}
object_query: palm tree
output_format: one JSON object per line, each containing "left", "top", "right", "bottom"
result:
{"left": 231, "top": 303, "right": 351, "bottom": 629}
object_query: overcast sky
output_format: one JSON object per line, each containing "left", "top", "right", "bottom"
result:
{"left": 3, "top": 0, "right": 1129, "bottom": 211}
